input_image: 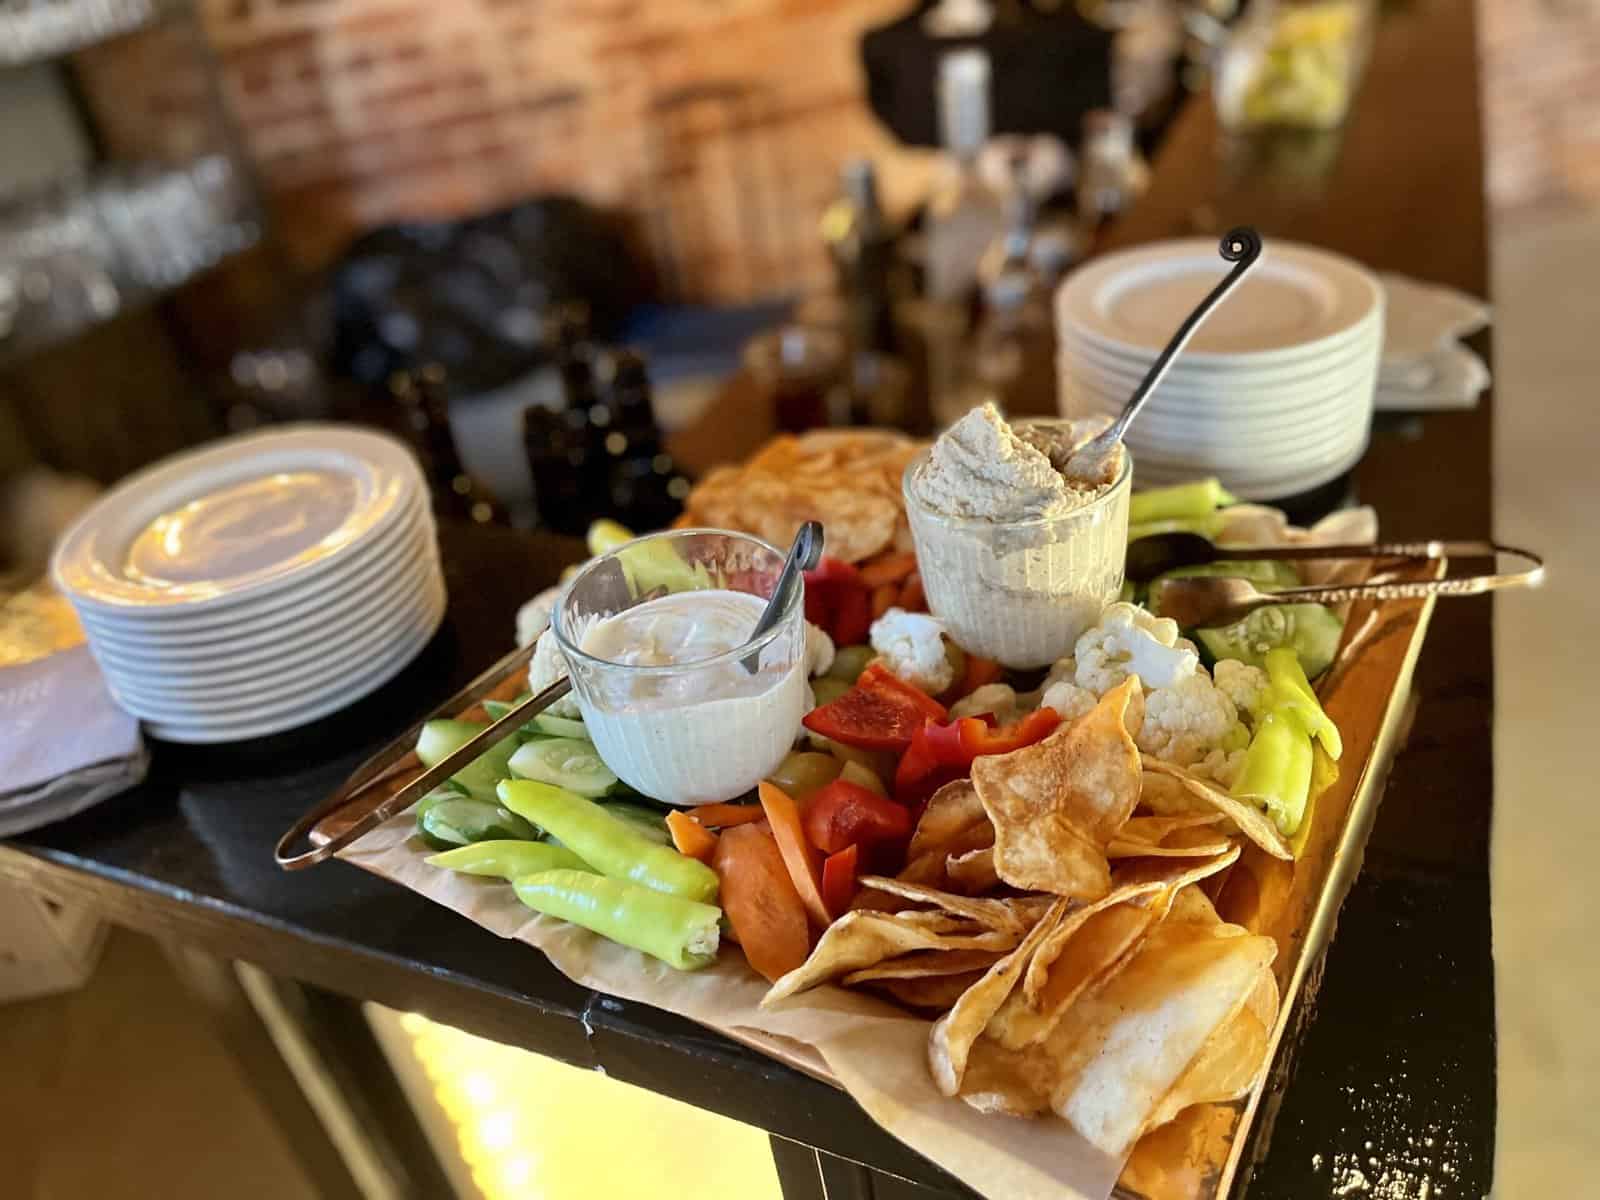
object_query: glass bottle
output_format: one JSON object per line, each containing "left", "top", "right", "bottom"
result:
{"left": 391, "top": 364, "right": 508, "bottom": 525}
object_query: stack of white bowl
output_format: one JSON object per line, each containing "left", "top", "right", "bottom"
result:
{"left": 51, "top": 425, "right": 445, "bottom": 744}
{"left": 1056, "top": 238, "right": 1384, "bottom": 499}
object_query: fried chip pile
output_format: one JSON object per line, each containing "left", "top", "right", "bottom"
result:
{"left": 760, "top": 676, "right": 1289, "bottom": 1172}
{"left": 678, "top": 430, "right": 923, "bottom": 563}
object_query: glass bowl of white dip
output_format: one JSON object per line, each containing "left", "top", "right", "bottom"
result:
{"left": 903, "top": 421, "right": 1132, "bottom": 669}
{"left": 551, "top": 528, "right": 809, "bottom": 806}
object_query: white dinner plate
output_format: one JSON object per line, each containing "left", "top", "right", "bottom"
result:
{"left": 1057, "top": 240, "right": 1384, "bottom": 366}
{"left": 53, "top": 424, "right": 423, "bottom": 617}
{"left": 105, "top": 571, "right": 445, "bottom": 716}
{"left": 1060, "top": 362, "right": 1378, "bottom": 428}
{"left": 1062, "top": 373, "right": 1375, "bottom": 445}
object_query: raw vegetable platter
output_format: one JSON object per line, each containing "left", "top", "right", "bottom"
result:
{"left": 307, "top": 437, "right": 1441, "bottom": 1200}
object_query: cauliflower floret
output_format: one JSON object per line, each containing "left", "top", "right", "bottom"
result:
{"left": 1214, "top": 658, "right": 1270, "bottom": 724}
{"left": 1040, "top": 677, "right": 1097, "bottom": 722}
{"left": 950, "top": 683, "right": 1024, "bottom": 724}
{"left": 1189, "top": 746, "right": 1249, "bottom": 789}
{"left": 1135, "top": 673, "right": 1240, "bottom": 768}
{"left": 528, "top": 622, "right": 583, "bottom": 718}
{"left": 1074, "top": 603, "right": 1199, "bottom": 694}
{"left": 804, "top": 622, "right": 835, "bottom": 678}
{"left": 515, "top": 585, "right": 562, "bottom": 647}
{"left": 870, "top": 607, "right": 953, "bottom": 695}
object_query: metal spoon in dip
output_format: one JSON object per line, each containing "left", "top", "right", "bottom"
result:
{"left": 742, "top": 520, "right": 824, "bottom": 673}
{"left": 1065, "top": 227, "right": 1265, "bottom": 487}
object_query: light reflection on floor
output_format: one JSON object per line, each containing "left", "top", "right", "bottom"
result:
{"left": 400, "top": 1012, "right": 783, "bottom": 1200}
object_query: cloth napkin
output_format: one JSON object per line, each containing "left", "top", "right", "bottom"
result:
{"left": 0, "top": 644, "right": 147, "bottom": 837}
{"left": 1377, "top": 273, "right": 1492, "bottom": 411}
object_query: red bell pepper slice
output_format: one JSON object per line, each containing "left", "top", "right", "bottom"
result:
{"left": 803, "top": 556, "right": 872, "bottom": 647}
{"left": 802, "top": 779, "right": 914, "bottom": 856}
{"left": 802, "top": 662, "right": 949, "bottom": 752}
{"left": 894, "top": 708, "right": 1063, "bottom": 804}
{"left": 820, "top": 844, "right": 860, "bottom": 919}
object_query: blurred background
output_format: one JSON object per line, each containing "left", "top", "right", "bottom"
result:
{"left": 1, "top": 1, "right": 1596, "bottom": 1197}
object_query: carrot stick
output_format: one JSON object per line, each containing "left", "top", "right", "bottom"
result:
{"left": 666, "top": 810, "right": 719, "bottom": 863}
{"left": 870, "top": 582, "right": 899, "bottom": 619}
{"left": 686, "top": 803, "right": 767, "bottom": 829}
{"left": 898, "top": 571, "right": 925, "bottom": 612}
{"left": 757, "top": 781, "right": 832, "bottom": 928}
{"left": 859, "top": 551, "right": 918, "bottom": 589}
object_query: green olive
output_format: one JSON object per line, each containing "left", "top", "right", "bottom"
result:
{"left": 839, "top": 760, "right": 888, "bottom": 797}
{"left": 811, "top": 734, "right": 898, "bottom": 789}
{"left": 942, "top": 640, "right": 967, "bottom": 694}
{"left": 827, "top": 645, "right": 876, "bottom": 683}
{"left": 766, "top": 751, "right": 843, "bottom": 800}
{"left": 810, "top": 677, "right": 852, "bottom": 708}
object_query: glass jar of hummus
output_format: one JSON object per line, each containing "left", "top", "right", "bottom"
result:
{"left": 903, "top": 407, "right": 1131, "bottom": 668}
{"left": 552, "top": 529, "right": 807, "bottom": 805}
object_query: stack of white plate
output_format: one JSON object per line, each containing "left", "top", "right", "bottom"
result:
{"left": 1056, "top": 239, "right": 1385, "bottom": 499}
{"left": 50, "top": 425, "right": 445, "bottom": 744}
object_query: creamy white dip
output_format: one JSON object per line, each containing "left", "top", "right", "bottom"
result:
{"left": 905, "top": 405, "right": 1130, "bottom": 668}
{"left": 575, "top": 589, "right": 806, "bottom": 805}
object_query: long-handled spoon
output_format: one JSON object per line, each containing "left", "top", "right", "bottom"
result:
{"left": 742, "top": 521, "right": 824, "bottom": 673}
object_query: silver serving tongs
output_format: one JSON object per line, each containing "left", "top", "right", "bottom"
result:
{"left": 1143, "top": 536, "right": 1545, "bottom": 628}
{"left": 275, "top": 556, "right": 638, "bottom": 871}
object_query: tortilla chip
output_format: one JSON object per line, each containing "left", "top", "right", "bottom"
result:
{"left": 972, "top": 679, "right": 1143, "bottom": 898}
{"left": 1116, "top": 814, "right": 1227, "bottom": 845}
{"left": 1040, "top": 922, "right": 1278, "bottom": 1156}
{"left": 871, "top": 971, "right": 990, "bottom": 1011}
{"left": 1107, "top": 822, "right": 1236, "bottom": 859}
{"left": 858, "top": 876, "right": 1033, "bottom": 934}
{"left": 1167, "top": 884, "right": 1221, "bottom": 925}
{"left": 762, "top": 911, "right": 1020, "bottom": 1005}
{"left": 957, "top": 1036, "right": 1052, "bottom": 1116}
{"left": 1137, "top": 771, "right": 1214, "bottom": 818}
{"left": 946, "top": 846, "right": 1000, "bottom": 894}
{"left": 907, "top": 779, "right": 992, "bottom": 863}
{"left": 1143, "top": 758, "right": 1293, "bottom": 861}
{"left": 928, "top": 899, "right": 1070, "bottom": 1095}
{"left": 843, "top": 949, "right": 1007, "bottom": 985}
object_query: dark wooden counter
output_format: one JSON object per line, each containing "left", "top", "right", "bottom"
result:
{"left": 1, "top": 2, "right": 1493, "bottom": 1197}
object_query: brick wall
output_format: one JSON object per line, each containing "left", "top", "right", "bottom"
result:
{"left": 79, "top": 0, "right": 928, "bottom": 302}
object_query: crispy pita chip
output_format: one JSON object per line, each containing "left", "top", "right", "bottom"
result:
{"left": 946, "top": 846, "right": 1000, "bottom": 894}
{"left": 1167, "top": 884, "right": 1221, "bottom": 925}
{"left": 1142, "top": 1006, "right": 1270, "bottom": 1134}
{"left": 762, "top": 911, "right": 1020, "bottom": 1005}
{"left": 1142, "top": 759, "right": 1293, "bottom": 861}
{"left": 907, "top": 779, "right": 992, "bottom": 863}
{"left": 691, "top": 473, "right": 899, "bottom": 564}
{"left": 1107, "top": 822, "right": 1235, "bottom": 859}
{"left": 871, "top": 970, "right": 990, "bottom": 1011}
{"left": 1115, "top": 813, "right": 1227, "bottom": 845}
{"left": 972, "top": 679, "right": 1143, "bottom": 898}
{"left": 957, "top": 1036, "right": 1052, "bottom": 1116}
{"left": 1040, "top": 921, "right": 1278, "bottom": 1156}
{"left": 928, "top": 899, "right": 1070, "bottom": 1095}
{"left": 859, "top": 875, "right": 1038, "bottom": 934}
{"left": 843, "top": 949, "right": 1007, "bottom": 985}
{"left": 1110, "top": 841, "right": 1240, "bottom": 893}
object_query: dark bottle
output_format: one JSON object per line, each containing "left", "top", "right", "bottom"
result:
{"left": 826, "top": 159, "right": 898, "bottom": 357}
{"left": 545, "top": 301, "right": 599, "bottom": 413}
{"left": 594, "top": 349, "right": 690, "bottom": 533}
{"left": 391, "top": 364, "right": 508, "bottom": 525}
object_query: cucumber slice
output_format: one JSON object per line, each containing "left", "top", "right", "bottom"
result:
{"left": 598, "top": 801, "right": 673, "bottom": 846}
{"left": 417, "top": 797, "right": 538, "bottom": 851}
{"left": 508, "top": 736, "right": 618, "bottom": 797}
{"left": 479, "top": 698, "right": 592, "bottom": 743}
{"left": 1150, "top": 559, "right": 1343, "bottom": 679}
{"left": 1159, "top": 559, "right": 1303, "bottom": 590}
{"left": 415, "top": 720, "right": 520, "bottom": 803}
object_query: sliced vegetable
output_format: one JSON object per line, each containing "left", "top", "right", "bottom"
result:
{"left": 1193, "top": 603, "right": 1344, "bottom": 679}
{"left": 417, "top": 797, "right": 538, "bottom": 851}
{"left": 859, "top": 551, "right": 918, "bottom": 589}
{"left": 893, "top": 708, "right": 1063, "bottom": 804}
{"left": 1264, "top": 645, "right": 1343, "bottom": 759}
{"left": 870, "top": 582, "right": 899, "bottom": 619}
{"left": 587, "top": 518, "right": 635, "bottom": 558}
{"left": 513, "top": 869, "right": 721, "bottom": 971}
{"left": 803, "top": 780, "right": 913, "bottom": 856}
{"left": 765, "top": 751, "right": 843, "bottom": 800}
{"left": 951, "top": 653, "right": 1004, "bottom": 702}
{"left": 498, "top": 780, "right": 720, "bottom": 903}
{"left": 415, "top": 719, "right": 520, "bottom": 803}
{"left": 712, "top": 824, "right": 811, "bottom": 983}
{"left": 804, "top": 556, "right": 872, "bottom": 646}
{"left": 1231, "top": 711, "right": 1314, "bottom": 837}
{"left": 1129, "top": 478, "right": 1237, "bottom": 525}
{"left": 1128, "top": 514, "right": 1228, "bottom": 544}
{"left": 898, "top": 571, "right": 926, "bottom": 612}
{"left": 809, "top": 733, "right": 899, "bottom": 784}
{"left": 427, "top": 840, "right": 593, "bottom": 880}
{"left": 509, "top": 737, "right": 618, "bottom": 797}
{"left": 482, "top": 699, "right": 590, "bottom": 742}
{"left": 802, "top": 663, "right": 949, "bottom": 752}
{"left": 757, "top": 781, "right": 832, "bottom": 928}
{"left": 599, "top": 801, "right": 673, "bottom": 846}
{"left": 666, "top": 810, "right": 719, "bottom": 862}
{"left": 820, "top": 844, "right": 861, "bottom": 919}
{"left": 685, "top": 803, "right": 766, "bottom": 829}
{"left": 810, "top": 677, "right": 852, "bottom": 708}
